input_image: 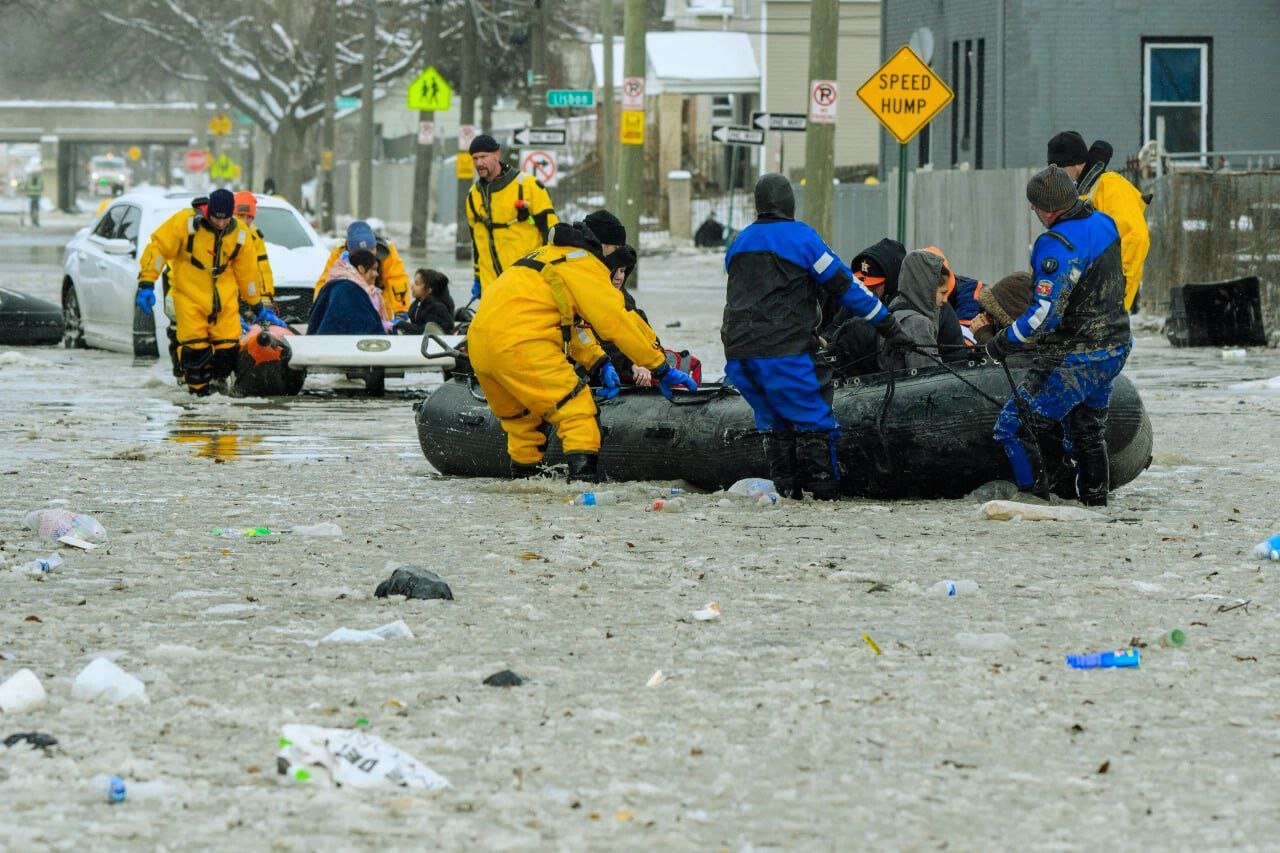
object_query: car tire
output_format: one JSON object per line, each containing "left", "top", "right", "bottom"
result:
{"left": 365, "top": 367, "right": 386, "bottom": 396}
{"left": 62, "top": 283, "right": 86, "bottom": 349}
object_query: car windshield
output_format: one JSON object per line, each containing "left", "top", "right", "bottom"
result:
{"left": 253, "top": 208, "right": 313, "bottom": 250}
{"left": 92, "top": 158, "right": 126, "bottom": 171}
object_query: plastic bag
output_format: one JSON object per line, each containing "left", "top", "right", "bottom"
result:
{"left": 319, "top": 621, "right": 415, "bottom": 644}
{"left": 277, "top": 724, "right": 450, "bottom": 791}
{"left": 24, "top": 509, "right": 107, "bottom": 543}
{"left": 71, "top": 658, "right": 148, "bottom": 705}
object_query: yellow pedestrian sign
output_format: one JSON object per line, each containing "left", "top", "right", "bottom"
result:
{"left": 856, "top": 45, "right": 953, "bottom": 145}
{"left": 210, "top": 154, "right": 240, "bottom": 181}
{"left": 407, "top": 66, "right": 452, "bottom": 112}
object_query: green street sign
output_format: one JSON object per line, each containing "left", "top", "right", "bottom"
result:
{"left": 547, "top": 89, "right": 595, "bottom": 108}
{"left": 335, "top": 96, "right": 360, "bottom": 110}
{"left": 407, "top": 66, "right": 452, "bottom": 112}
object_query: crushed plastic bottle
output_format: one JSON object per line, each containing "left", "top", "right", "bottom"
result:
{"left": 929, "top": 579, "right": 980, "bottom": 596}
{"left": 647, "top": 497, "right": 687, "bottom": 513}
{"left": 1066, "top": 648, "right": 1140, "bottom": 669}
{"left": 209, "top": 527, "right": 272, "bottom": 538}
{"left": 23, "top": 509, "right": 107, "bottom": 543}
{"left": 89, "top": 774, "right": 167, "bottom": 804}
{"left": 15, "top": 553, "right": 63, "bottom": 576}
{"left": 572, "top": 491, "right": 620, "bottom": 506}
{"left": 726, "top": 478, "right": 781, "bottom": 507}
{"left": 1159, "top": 628, "right": 1186, "bottom": 648}
{"left": 1252, "top": 533, "right": 1280, "bottom": 561}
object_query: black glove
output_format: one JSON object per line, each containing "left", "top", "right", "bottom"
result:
{"left": 875, "top": 315, "right": 915, "bottom": 355}
{"left": 985, "top": 332, "right": 1013, "bottom": 363}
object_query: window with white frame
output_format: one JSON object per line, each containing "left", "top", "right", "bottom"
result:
{"left": 1143, "top": 40, "right": 1210, "bottom": 159}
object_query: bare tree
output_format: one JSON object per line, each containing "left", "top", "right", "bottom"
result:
{"left": 93, "top": 0, "right": 424, "bottom": 199}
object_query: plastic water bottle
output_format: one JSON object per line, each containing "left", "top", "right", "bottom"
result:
{"left": 1066, "top": 648, "right": 1140, "bottom": 669}
{"left": 727, "top": 478, "right": 781, "bottom": 506}
{"left": 648, "top": 497, "right": 688, "bottom": 513}
{"left": 572, "top": 491, "right": 620, "bottom": 506}
{"left": 209, "top": 527, "right": 272, "bottom": 538}
{"left": 16, "top": 553, "right": 64, "bottom": 576}
{"left": 1159, "top": 629, "right": 1186, "bottom": 648}
{"left": 1253, "top": 533, "right": 1280, "bottom": 561}
{"left": 929, "top": 579, "right": 979, "bottom": 596}
{"left": 91, "top": 774, "right": 127, "bottom": 804}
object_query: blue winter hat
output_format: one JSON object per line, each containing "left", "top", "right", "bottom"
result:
{"left": 207, "top": 189, "right": 235, "bottom": 218}
{"left": 346, "top": 220, "right": 377, "bottom": 253}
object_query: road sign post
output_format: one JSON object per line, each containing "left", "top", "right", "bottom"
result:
{"left": 856, "top": 45, "right": 954, "bottom": 243}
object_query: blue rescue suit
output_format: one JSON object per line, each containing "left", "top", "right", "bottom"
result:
{"left": 991, "top": 205, "right": 1131, "bottom": 503}
{"left": 722, "top": 210, "right": 890, "bottom": 499}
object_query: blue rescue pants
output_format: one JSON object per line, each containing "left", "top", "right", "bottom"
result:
{"left": 992, "top": 344, "right": 1131, "bottom": 489}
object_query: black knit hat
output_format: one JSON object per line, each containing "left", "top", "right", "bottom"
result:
{"left": 207, "top": 188, "right": 235, "bottom": 218}
{"left": 583, "top": 210, "right": 626, "bottom": 246}
{"left": 1047, "top": 131, "right": 1088, "bottom": 167}
{"left": 1026, "top": 166, "right": 1078, "bottom": 212}
{"left": 978, "top": 271, "right": 1034, "bottom": 327}
{"left": 468, "top": 134, "right": 500, "bottom": 155}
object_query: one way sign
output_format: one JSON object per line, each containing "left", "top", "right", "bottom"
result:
{"left": 514, "top": 126, "right": 567, "bottom": 146}
{"left": 751, "top": 111, "right": 807, "bottom": 132}
{"left": 711, "top": 125, "right": 765, "bottom": 146}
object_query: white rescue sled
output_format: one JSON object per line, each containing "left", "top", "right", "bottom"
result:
{"left": 280, "top": 333, "right": 462, "bottom": 369}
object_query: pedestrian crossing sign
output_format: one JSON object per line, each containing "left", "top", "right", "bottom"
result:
{"left": 407, "top": 67, "right": 452, "bottom": 112}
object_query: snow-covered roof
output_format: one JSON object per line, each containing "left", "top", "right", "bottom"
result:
{"left": 590, "top": 32, "right": 760, "bottom": 95}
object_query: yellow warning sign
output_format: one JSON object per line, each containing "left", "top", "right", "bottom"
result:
{"left": 406, "top": 66, "right": 452, "bottom": 112}
{"left": 856, "top": 45, "right": 953, "bottom": 145}
{"left": 208, "top": 113, "right": 233, "bottom": 137}
{"left": 127, "top": 146, "right": 142, "bottom": 161}
{"left": 620, "top": 110, "right": 644, "bottom": 146}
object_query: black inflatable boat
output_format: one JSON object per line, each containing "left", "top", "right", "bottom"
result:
{"left": 415, "top": 361, "right": 1153, "bottom": 499}
{"left": 0, "top": 288, "right": 62, "bottom": 345}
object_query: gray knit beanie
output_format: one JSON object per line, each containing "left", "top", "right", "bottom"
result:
{"left": 1026, "top": 165, "right": 1078, "bottom": 212}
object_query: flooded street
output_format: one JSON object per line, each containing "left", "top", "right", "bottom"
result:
{"left": 3, "top": 216, "right": 1280, "bottom": 849}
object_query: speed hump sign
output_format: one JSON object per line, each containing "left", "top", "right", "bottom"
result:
{"left": 521, "top": 149, "right": 558, "bottom": 187}
{"left": 856, "top": 45, "right": 954, "bottom": 144}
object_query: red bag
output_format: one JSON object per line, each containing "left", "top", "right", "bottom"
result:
{"left": 663, "top": 348, "right": 702, "bottom": 383}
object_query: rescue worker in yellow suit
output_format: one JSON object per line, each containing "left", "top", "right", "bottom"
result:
{"left": 312, "top": 221, "right": 411, "bottom": 319}
{"left": 135, "top": 189, "right": 283, "bottom": 395}
{"left": 1048, "top": 131, "right": 1150, "bottom": 311}
{"left": 467, "top": 211, "right": 699, "bottom": 482}
{"left": 465, "top": 134, "right": 558, "bottom": 301}
{"left": 233, "top": 191, "right": 277, "bottom": 314}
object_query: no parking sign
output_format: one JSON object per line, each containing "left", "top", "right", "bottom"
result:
{"left": 520, "top": 149, "right": 558, "bottom": 187}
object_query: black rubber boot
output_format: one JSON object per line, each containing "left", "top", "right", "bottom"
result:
{"left": 510, "top": 461, "right": 542, "bottom": 478}
{"left": 795, "top": 431, "right": 842, "bottom": 500}
{"left": 565, "top": 452, "right": 600, "bottom": 483}
{"left": 1071, "top": 406, "right": 1110, "bottom": 506}
{"left": 763, "top": 429, "right": 801, "bottom": 500}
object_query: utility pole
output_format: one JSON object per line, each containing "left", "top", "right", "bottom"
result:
{"left": 357, "top": 0, "right": 376, "bottom": 219}
{"left": 410, "top": 1, "right": 440, "bottom": 250}
{"left": 322, "top": 0, "right": 336, "bottom": 232}
{"left": 600, "top": 0, "right": 615, "bottom": 209}
{"left": 802, "top": 0, "right": 838, "bottom": 240}
{"left": 617, "top": 0, "right": 645, "bottom": 254}
{"left": 530, "top": 0, "right": 548, "bottom": 126}
{"left": 453, "top": 6, "right": 477, "bottom": 261}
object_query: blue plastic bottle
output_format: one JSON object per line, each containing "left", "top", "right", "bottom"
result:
{"left": 1065, "top": 648, "right": 1140, "bottom": 669}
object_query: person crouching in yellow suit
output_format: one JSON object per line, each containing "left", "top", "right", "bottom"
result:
{"left": 135, "top": 189, "right": 283, "bottom": 395}
{"left": 466, "top": 210, "right": 698, "bottom": 482}
{"left": 313, "top": 221, "right": 411, "bottom": 319}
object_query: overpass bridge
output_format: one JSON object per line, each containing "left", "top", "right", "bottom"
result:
{"left": 0, "top": 100, "right": 222, "bottom": 210}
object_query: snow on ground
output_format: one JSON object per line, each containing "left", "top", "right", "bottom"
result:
{"left": 1, "top": 220, "right": 1279, "bottom": 848}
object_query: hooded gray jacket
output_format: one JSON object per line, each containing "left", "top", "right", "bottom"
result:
{"left": 878, "top": 250, "right": 942, "bottom": 371}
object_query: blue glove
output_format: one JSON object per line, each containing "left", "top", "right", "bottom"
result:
{"left": 653, "top": 363, "right": 698, "bottom": 400}
{"left": 135, "top": 285, "right": 155, "bottom": 315}
{"left": 255, "top": 303, "right": 285, "bottom": 328}
{"left": 471, "top": 278, "right": 482, "bottom": 301}
{"left": 594, "top": 361, "right": 621, "bottom": 401}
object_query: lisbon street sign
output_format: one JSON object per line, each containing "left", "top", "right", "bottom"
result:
{"left": 546, "top": 89, "right": 595, "bottom": 108}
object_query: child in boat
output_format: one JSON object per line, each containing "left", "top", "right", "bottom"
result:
{"left": 394, "top": 268, "right": 455, "bottom": 334}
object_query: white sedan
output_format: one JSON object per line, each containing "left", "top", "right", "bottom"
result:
{"left": 60, "top": 187, "right": 328, "bottom": 355}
